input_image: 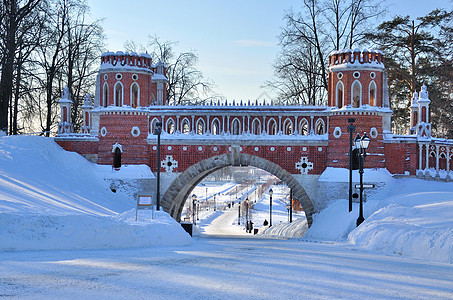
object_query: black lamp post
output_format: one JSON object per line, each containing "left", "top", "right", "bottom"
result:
{"left": 196, "top": 200, "right": 199, "bottom": 221}
{"left": 153, "top": 122, "right": 162, "bottom": 210}
{"left": 269, "top": 188, "right": 273, "bottom": 227}
{"left": 192, "top": 194, "right": 197, "bottom": 225}
{"left": 354, "top": 132, "right": 370, "bottom": 226}
{"left": 347, "top": 118, "right": 356, "bottom": 213}
{"left": 289, "top": 189, "right": 293, "bottom": 223}
{"left": 214, "top": 194, "right": 216, "bottom": 211}
{"left": 238, "top": 198, "right": 241, "bottom": 225}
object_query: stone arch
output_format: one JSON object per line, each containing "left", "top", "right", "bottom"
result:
{"left": 267, "top": 118, "right": 277, "bottom": 135}
{"left": 283, "top": 118, "right": 293, "bottom": 135}
{"left": 231, "top": 117, "right": 241, "bottom": 135}
{"left": 166, "top": 118, "right": 175, "bottom": 134}
{"left": 161, "top": 150, "right": 315, "bottom": 227}
{"left": 211, "top": 118, "right": 221, "bottom": 135}
{"left": 251, "top": 118, "right": 261, "bottom": 135}
{"left": 196, "top": 118, "right": 205, "bottom": 135}
{"left": 315, "top": 118, "right": 325, "bottom": 135}
{"left": 299, "top": 118, "right": 309, "bottom": 135}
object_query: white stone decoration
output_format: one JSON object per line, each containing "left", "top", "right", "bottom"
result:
{"left": 333, "top": 127, "right": 342, "bottom": 138}
{"left": 198, "top": 146, "right": 203, "bottom": 151}
{"left": 254, "top": 147, "right": 259, "bottom": 151}
{"left": 161, "top": 155, "right": 178, "bottom": 172}
{"left": 152, "top": 146, "right": 157, "bottom": 150}
{"left": 370, "top": 127, "right": 378, "bottom": 139}
{"left": 213, "top": 146, "right": 218, "bottom": 151}
{"left": 318, "top": 147, "right": 323, "bottom": 152}
{"left": 183, "top": 146, "right": 187, "bottom": 151}
{"left": 287, "top": 147, "right": 291, "bottom": 152}
{"left": 270, "top": 147, "right": 275, "bottom": 152}
{"left": 115, "top": 73, "right": 122, "bottom": 80}
{"left": 100, "top": 126, "right": 107, "bottom": 137}
{"left": 104, "top": 74, "right": 108, "bottom": 81}
{"left": 131, "top": 126, "right": 140, "bottom": 137}
{"left": 168, "top": 146, "right": 172, "bottom": 150}
{"left": 112, "top": 142, "right": 123, "bottom": 153}
{"left": 295, "top": 157, "right": 314, "bottom": 174}
{"left": 302, "top": 147, "right": 307, "bottom": 152}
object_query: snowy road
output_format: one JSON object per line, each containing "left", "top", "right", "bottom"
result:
{"left": 1, "top": 238, "right": 453, "bottom": 299}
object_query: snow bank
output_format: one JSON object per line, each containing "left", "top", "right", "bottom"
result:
{"left": 0, "top": 210, "right": 191, "bottom": 251}
{"left": 305, "top": 170, "right": 453, "bottom": 264}
{"left": 0, "top": 135, "right": 191, "bottom": 251}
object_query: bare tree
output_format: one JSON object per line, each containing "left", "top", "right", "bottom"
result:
{"left": 267, "top": 0, "right": 385, "bottom": 104}
{"left": 0, "top": 0, "right": 42, "bottom": 133}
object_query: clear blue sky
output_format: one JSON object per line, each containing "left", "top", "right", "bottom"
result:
{"left": 87, "top": 0, "right": 452, "bottom": 101}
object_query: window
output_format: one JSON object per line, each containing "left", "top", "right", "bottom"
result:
{"left": 231, "top": 118, "right": 241, "bottom": 135}
{"left": 131, "top": 83, "right": 139, "bottom": 108}
{"left": 352, "top": 81, "right": 361, "bottom": 108}
{"left": 283, "top": 119, "right": 293, "bottom": 135}
{"left": 336, "top": 81, "right": 344, "bottom": 108}
{"left": 113, "top": 147, "right": 121, "bottom": 170}
{"left": 299, "top": 119, "right": 309, "bottom": 135}
{"left": 166, "top": 119, "right": 175, "bottom": 134}
{"left": 315, "top": 119, "right": 325, "bottom": 135}
{"left": 103, "top": 83, "right": 108, "bottom": 107}
{"left": 211, "top": 118, "right": 220, "bottom": 135}
{"left": 252, "top": 119, "right": 261, "bottom": 135}
{"left": 369, "top": 81, "right": 376, "bottom": 106}
{"left": 182, "top": 119, "right": 190, "bottom": 134}
{"left": 268, "top": 119, "right": 277, "bottom": 135}
{"left": 196, "top": 119, "right": 205, "bottom": 135}
{"left": 114, "top": 82, "right": 123, "bottom": 106}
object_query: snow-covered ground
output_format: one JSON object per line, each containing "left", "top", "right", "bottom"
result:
{"left": 0, "top": 135, "right": 191, "bottom": 251}
{"left": 1, "top": 134, "right": 453, "bottom": 264}
{"left": 2, "top": 135, "right": 453, "bottom": 298}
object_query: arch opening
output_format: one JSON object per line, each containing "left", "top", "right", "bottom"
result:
{"left": 161, "top": 152, "right": 315, "bottom": 228}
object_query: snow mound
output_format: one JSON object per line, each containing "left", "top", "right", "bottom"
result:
{"left": 0, "top": 135, "right": 191, "bottom": 251}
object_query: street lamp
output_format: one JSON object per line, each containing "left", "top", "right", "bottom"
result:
{"left": 347, "top": 118, "right": 356, "bottom": 213}
{"left": 269, "top": 188, "right": 273, "bottom": 227}
{"left": 238, "top": 198, "right": 241, "bottom": 225}
{"left": 153, "top": 121, "right": 162, "bottom": 211}
{"left": 354, "top": 132, "right": 371, "bottom": 226}
{"left": 246, "top": 194, "right": 249, "bottom": 223}
{"left": 197, "top": 200, "right": 199, "bottom": 221}
{"left": 192, "top": 194, "right": 197, "bottom": 225}
{"left": 214, "top": 193, "right": 216, "bottom": 211}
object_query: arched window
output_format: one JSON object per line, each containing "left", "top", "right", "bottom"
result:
{"left": 352, "top": 80, "right": 361, "bottom": 108}
{"left": 150, "top": 118, "right": 160, "bottom": 134}
{"left": 103, "top": 82, "right": 108, "bottom": 107}
{"left": 231, "top": 118, "right": 241, "bottom": 135}
{"left": 336, "top": 81, "right": 344, "bottom": 108}
{"left": 196, "top": 118, "right": 205, "bottom": 135}
{"left": 182, "top": 118, "right": 190, "bottom": 134}
{"left": 166, "top": 118, "right": 175, "bottom": 134}
{"left": 114, "top": 82, "right": 123, "bottom": 106}
{"left": 267, "top": 118, "right": 277, "bottom": 135}
{"left": 369, "top": 81, "right": 376, "bottom": 106}
{"left": 251, "top": 118, "right": 261, "bottom": 135}
{"left": 283, "top": 119, "right": 293, "bottom": 135}
{"left": 299, "top": 119, "right": 309, "bottom": 135}
{"left": 131, "top": 83, "right": 139, "bottom": 108}
{"left": 315, "top": 119, "right": 325, "bottom": 135}
{"left": 211, "top": 118, "right": 221, "bottom": 135}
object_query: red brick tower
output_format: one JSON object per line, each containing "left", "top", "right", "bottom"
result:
{"left": 94, "top": 51, "right": 167, "bottom": 167}
{"left": 326, "top": 49, "right": 392, "bottom": 168}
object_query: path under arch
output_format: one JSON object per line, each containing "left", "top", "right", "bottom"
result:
{"left": 161, "top": 148, "right": 315, "bottom": 226}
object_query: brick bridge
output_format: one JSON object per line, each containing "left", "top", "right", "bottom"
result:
{"left": 55, "top": 49, "right": 453, "bottom": 227}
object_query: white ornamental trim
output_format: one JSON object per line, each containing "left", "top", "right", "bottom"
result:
{"left": 333, "top": 127, "right": 342, "bottom": 138}
{"left": 254, "top": 147, "right": 259, "bottom": 151}
{"left": 112, "top": 142, "right": 123, "bottom": 153}
{"left": 100, "top": 126, "right": 107, "bottom": 137}
{"left": 161, "top": 155, "right": 178, "bottom": 172}
{"left": 131, "top": 126, "right": 140, "bottom": 137}
{"left": 168, "top": 146, "right": 172, "bottom": 150}
{"left": 287, "top": 147, "right": 291, "bottom": 152}
{"left": 295, "top": 157, "right": 314, "bottom": 174}
{"left": 270, "top": 147, "right": 275, "bottom": 152}
{"left": 370, "top": 127, "right": 378, "bottom": 139}
{"left": 183, "top": 146, "right": 187, "bottom": 151}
